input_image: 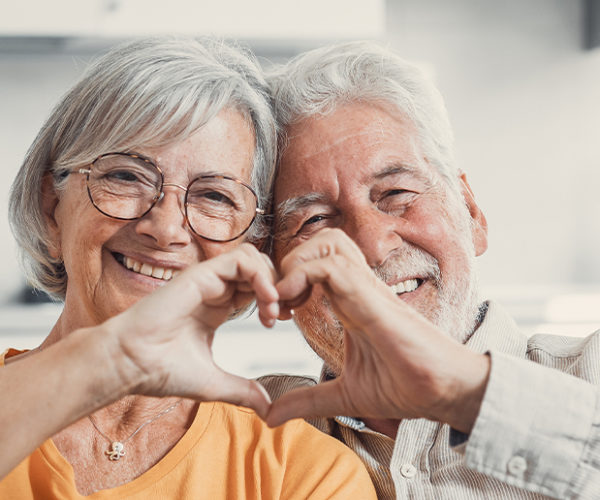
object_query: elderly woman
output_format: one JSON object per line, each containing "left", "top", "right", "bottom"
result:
{"left": 0, "top": 37, "right": 375, "bottom": 498}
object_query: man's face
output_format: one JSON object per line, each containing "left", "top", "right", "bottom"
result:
{"left": 272, "top": 102, "right": 488, "bottom": 375}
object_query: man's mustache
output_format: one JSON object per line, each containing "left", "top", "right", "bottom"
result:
{"left": 373, "top": 245, "right": 441, "bottom": 287}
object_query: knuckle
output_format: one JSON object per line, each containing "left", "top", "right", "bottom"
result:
{"left": 239, "top": 242, "right": 259, "bottom": 256}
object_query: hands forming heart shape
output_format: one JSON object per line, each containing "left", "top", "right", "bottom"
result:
{"left": 111, "top": 228, "right": 490, "bottom": 433}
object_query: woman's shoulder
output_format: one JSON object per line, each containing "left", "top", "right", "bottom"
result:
{"left": 207, "top": 401, "right": 377, "bottom": 498}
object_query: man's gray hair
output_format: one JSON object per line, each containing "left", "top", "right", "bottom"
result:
{"left": 268, "top": 41, "right": 458, "bottom": 185}
{"left": 9, "top": 36, "right": 276, "bottom": 300}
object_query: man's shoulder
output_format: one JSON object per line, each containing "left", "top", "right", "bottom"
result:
{"left": 527, "top": 329, "right": 600, "bottom": 382}
{"left": 256, "top": 373, "right": 318, "bottom": 401}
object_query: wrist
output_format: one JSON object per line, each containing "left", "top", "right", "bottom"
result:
{"left": 436, "top": 351, "right": 491, "bottom": 433}
{"left": 78, "top": 320, "right": 149, "bottom": 401}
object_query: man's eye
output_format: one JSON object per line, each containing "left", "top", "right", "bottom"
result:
{"left": 294, "top": 214, "right": 331, "bottom": 236}
{"left": 303, "top": 214, "right": 327, "bottom": 226}
{"left": 377, "top": 189, "right": 419, "bottom": 213}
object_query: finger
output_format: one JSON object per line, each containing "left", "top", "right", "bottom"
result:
{"left": 277, "top": 306, "right": 294, "bottom": 321}
{"left": 187, "top": 245, "right": 278, "bottom": 307}
{"left": 276, "top": 256, "right": 350, "bottom": 304}
{"left": 206, "top": 369, "right": 272, "bottom": 420}
{"left": 227, "top": 246, "right": 279, "bottom": 304}
{"left": 265, "top": 380, "right": 346, "bottom": 427}
{"left": 256, "top": 298, "right": 279, "bottom": 327}
{"left": 278, "top": 228, "right": 366, "bottom": 278}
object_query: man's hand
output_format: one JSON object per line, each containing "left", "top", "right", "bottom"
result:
{"left": 267, "top": 229, "right": 490, "bottom": 433}
{"left": 103, "top": 243, "right": 279, "bottom": 419}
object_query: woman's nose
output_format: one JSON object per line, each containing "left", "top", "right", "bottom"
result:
{"left": 134, "top": 185, "right": 192, "bottom": 247}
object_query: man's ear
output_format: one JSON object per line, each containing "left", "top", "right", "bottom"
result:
{"left": 41, "top": 173, "right": 62, "bottom": 260}
{"left": 458, "top": 172, "right": 488, "bottom": 256}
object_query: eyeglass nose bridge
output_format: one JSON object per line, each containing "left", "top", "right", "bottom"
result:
{"left": 154, "top": 182, "right": 189, "bottom": 203}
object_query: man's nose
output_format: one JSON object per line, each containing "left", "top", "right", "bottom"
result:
{"left": 341, "top": 208, "right": 403, "bottom": 268}
{"left": 134, "top": 185, "right": 192, "bottom": 247}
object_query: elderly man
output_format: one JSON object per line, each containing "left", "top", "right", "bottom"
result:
{"left": 260, "top": 42, "right": 600, "bottom": 499}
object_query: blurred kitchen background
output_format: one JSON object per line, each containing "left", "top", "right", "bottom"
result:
{"left": 1, "top": 0, "right": 600, "bottom": 378}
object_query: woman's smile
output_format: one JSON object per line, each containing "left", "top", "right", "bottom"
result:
{"left": 112, "top": 252, "right": 182, "bottom": 282}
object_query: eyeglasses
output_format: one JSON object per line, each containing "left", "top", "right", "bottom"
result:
{"left": 76, "top": 152, "right": 263, "bottom": 242}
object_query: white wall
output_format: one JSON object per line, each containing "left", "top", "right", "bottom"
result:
{"left": 1, "top": 0, "right": 599, "bottom": 305}
{"left": 0, "top": 52, "right": 93, "bottom": 301}
{"left": 385, "top": 0, "right": 600, "bottom": 289}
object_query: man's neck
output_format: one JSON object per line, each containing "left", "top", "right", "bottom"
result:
{"left": 363, "top": 417, "right": 400, "bottom": 439}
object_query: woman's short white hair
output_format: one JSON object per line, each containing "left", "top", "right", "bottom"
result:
{"left": 9, "top": 36, "right": 276, "bottom": 300}
{"left": 268, "top": 40, "right": 458, "bottom": 185}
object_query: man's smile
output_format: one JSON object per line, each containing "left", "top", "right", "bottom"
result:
{"left": 388, "top": 278, "right": 421, "bottom": 295}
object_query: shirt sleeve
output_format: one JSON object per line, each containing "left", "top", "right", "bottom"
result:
{"left": 457, "top": 349, "right": 600, "bottom": 499}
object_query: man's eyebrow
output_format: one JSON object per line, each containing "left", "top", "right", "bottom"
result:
{"left": 373, "top": 163, "right": 430, "bottom": 183}
{"left": 275, "top": 192, "right": 328, "bottom": 231}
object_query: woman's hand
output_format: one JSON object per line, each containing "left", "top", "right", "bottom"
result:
{"left": 267, "top": 229, "right": 490, "bottom": 433}
{"left": 104, "top": 243, "right": 279, "bottom": 419}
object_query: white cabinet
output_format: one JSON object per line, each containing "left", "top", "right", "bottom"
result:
{"left": 1, "top": 0, "right": 385, "bottom": 40}
{"left": 0, "top": 1, "right": 100, "bottom": 37}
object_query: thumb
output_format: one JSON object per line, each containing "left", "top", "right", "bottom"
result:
{"left": 206, "top": 369, "right": 272, "bottom": 420}
{"left": 265, "top": 380, "right": 346, "bottom": 427}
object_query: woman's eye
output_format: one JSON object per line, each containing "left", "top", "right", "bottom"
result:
{"left": 203, "top": 191, "right": 235, "bottom": 206}
{"left": 107, "top": 169, "right": 140, "bottom": 182}
{"left": 385, "top": 189, "right": 408, "bottom": 197}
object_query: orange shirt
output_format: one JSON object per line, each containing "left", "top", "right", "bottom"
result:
{"left": 1, "top": 349, "right": 376, "bottom": 499}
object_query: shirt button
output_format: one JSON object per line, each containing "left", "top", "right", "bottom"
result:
{"left": 400, "top": 463, "right": 417, "bottom": 478}
{"left": 507, "top": 456, "right": 527, "bottom": 477}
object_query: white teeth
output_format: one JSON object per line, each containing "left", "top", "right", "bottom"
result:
{"left": 121, "top": 255, "right": 176, "bottom": 281}
{"left": 390, "top": 279, "right": 419, "bottom": 294}
{"left": 140, "top": 263, "right": 153, "bottom": 277}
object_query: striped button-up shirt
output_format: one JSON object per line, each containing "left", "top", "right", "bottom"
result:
{"left": 258, "top": 301, "right": 600, "bottom": 499}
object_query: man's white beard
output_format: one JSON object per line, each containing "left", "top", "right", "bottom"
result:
{"left": 292, "top": 231, "right": 482, "bottom": 375}
{"left": 375, "top": 243, "right": 481, "bottom": 344}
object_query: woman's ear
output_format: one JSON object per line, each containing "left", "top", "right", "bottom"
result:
{"left": 458, "top": 172, "right": 488, "bottom": 256}
{"left": 41, "top": 173, "right": 62, "bottom": 260}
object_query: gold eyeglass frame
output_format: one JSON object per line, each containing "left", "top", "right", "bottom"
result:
{"left": 77, "top": 152, "right": 264, "bottom": 243}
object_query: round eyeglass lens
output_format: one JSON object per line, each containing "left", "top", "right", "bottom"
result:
{"left": 185, "top": 176, "right": 258, "bottom": 241}
{"left": 87, "top": 154, "right": 162, "bottom": 219}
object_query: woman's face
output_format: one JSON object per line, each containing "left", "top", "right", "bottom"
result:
{"left": 47, "top": 108, "right": 256, "bottom": 325}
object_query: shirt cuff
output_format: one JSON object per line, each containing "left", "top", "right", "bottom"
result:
{"left": 463, "top": 350, "right": 597, "bottom": 498}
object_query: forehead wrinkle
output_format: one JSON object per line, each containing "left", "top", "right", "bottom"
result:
{"left": 287, "top": 115, "right": 392, "bottom": 160}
